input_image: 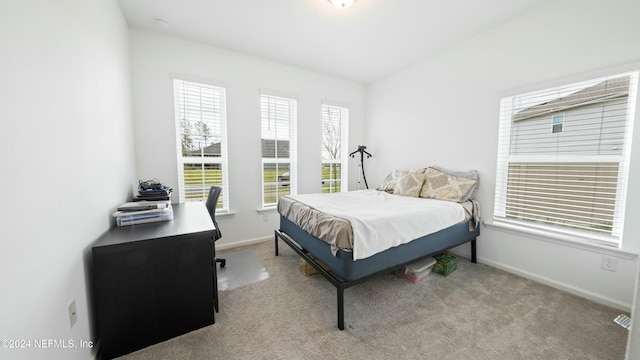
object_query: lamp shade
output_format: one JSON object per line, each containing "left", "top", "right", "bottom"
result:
{"left": 328, "top": 0, "right": 356, "bottom": 8}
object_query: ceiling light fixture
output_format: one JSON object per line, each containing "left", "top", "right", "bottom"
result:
{"left": 328, "top": 0, "right": 357, "bottom": 8}
{"left": 154, "top": 17, "right": 171, "bottom": 29}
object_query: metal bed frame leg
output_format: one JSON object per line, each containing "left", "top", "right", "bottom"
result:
{"left": 274, "top": 231, "right": 279, "bottom": 256}
{"left": 337, "top": 286, "right": 345, "bottom": 330}
{"left": 471, "top": 239, "right": 477, "bottom": 263}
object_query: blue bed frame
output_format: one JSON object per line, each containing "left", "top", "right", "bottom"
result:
{"left": 275, "top": 216, "right": 479, "bottom": 330}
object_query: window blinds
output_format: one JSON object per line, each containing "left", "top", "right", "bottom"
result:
{"left": 173, "top": 78, "right": 229, "bottom": 210}
{"left": 321, "top": 103, "right": 349, "bottom": 193}
{"left": 494, "top": 71, "right": 638, "bottom": 245}
{"left": 260, "top": 92, "right": 297, "bottom": 207}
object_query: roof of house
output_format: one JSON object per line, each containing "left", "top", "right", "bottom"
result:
{"left": 514, "top": 75, "right": 630, "bottom": 122}
{"left": 186, "top": 142, "right": 221, "bottom": 157}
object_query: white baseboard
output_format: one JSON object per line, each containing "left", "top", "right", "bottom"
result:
{"left": 216, "top": 236, "right": 272, "bottom": 251}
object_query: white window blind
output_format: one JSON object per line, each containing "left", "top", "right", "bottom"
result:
{"left": 260, "top": 92, "right": 297, "bottom": 208}
{"left": 494, "top": 71, "right": 638, "bottom": 246}
{"left": 173, "top": 78, "right": 229, "bottom": 211}
{"left": 321, "top": 103, "right": 349, "bottom": 193}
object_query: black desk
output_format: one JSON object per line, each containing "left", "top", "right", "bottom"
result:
{"left": 92, "top": 202, "right": 216, "bottom": 359}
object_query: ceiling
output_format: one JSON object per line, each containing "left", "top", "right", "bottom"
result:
{"left": 117, "top": 0, "right": 558, "bottom": 84}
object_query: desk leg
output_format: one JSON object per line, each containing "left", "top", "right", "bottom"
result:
{"left": 213, "top": 263, "right": 219, "bottom": 315}
{"left": 212, "top": 240, "right": 219, "bottom": 315}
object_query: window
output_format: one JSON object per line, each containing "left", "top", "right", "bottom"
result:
{"left": 494, "top": 71, "right": 638, "bottom": 246}
{"left": 260, "top": 92, "right": 297, "bottom": 208}
{"left": 321, "top": 103, "right": 349, "bottom": 193}
{"left": 173, "top": 78, "right": 229, "bottom": 211}
{"left": 552, "top": 114, "right": 564, "bottom": 133}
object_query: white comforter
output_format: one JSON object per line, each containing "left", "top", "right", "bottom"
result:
{"left": 285, "top": 189, "right": 466, "bottom": 260}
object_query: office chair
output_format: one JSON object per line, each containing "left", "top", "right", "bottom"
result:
{"left": 206, "top": 186, "right": 226, "bottom": 268}
{"left": 206, "top": 186, "right": 225, "bottom": 313}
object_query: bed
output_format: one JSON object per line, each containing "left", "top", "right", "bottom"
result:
{"left": 274, "top": 166, "right": 481, "bottom": 329}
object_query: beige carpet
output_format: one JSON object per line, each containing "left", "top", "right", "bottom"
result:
{"left": 118, "top": 239, "right": 629, "bottom": 360}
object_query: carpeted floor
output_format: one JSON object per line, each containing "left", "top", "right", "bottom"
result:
{"left": 117, "top": 239, "right": 629, "bottom": 360}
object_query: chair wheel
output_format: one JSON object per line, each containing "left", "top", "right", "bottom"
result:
{"left": 220, "top": 260, "right": 226, "bottom": 268}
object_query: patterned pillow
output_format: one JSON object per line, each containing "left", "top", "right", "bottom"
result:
{"left": 377, "top": 170, "right": 409, "bottom": 193}
{"left": 393, "top": 172, "right": 426, "bottom": 197}
{"left": 420, "top": 167, "right": 478, "bottom": 202}
{"left": 378, "top": 168, "right": 425, "bottom": 193}
{"left": 431, "top": 165, "right": 480, "bottom": 200}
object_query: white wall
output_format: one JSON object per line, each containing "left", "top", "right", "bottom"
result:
{"left": 129, "top": 29, "right": 366, "bottom": 248}
{"left": 0, "top": 1, "right": 135, "bottom": 359}
{"left": 3, "top": 0, "right": 637, "bottom": 358}
{"left": 366, "top": 0, "right": 639, "bottom": 310}
{"left": 629, "top": 262, "right": 640, "bottom": 359}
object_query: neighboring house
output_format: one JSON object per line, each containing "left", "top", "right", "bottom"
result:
{"left": 505, "top": 76, "right": 631, "bottom": 235}
{"left": 262, "top": 138, "right": 291, "bottom": 178}
{"left": 185, "top": 141, "right": 222, "bottom": 157}
{"left": 512, "top": 76, "right": 629, "bottom": 155}
{"left": 261, "top": 139, "right": 290, "bottom": 159}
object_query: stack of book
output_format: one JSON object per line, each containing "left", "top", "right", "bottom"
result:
{"left": 113, "top": 200, "right": 173, "bottom": 226}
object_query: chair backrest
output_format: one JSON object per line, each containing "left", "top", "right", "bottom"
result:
{"left": 205, "top": 186, "right": 222, "bottom": 240}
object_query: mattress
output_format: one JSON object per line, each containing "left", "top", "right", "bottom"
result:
{"left": 278, "top": 189, "right": 477, "bottom": 260}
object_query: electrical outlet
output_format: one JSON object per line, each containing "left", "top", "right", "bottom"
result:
{"left": 601, "top": 255, "right": 618, "bottom": 272}
{"left": 68, "top": 300, "right": 77, "bottom": 328}
{"left": 263, "top": 213, "right": 268, "bottom": 222}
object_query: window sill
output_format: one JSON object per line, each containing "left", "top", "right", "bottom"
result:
{"left": 256, "top": 207, "right": 278, "bottom": 214}
{"left": 485, "top": 220, "right": 638, "bottom": 259}
{"left": 215, "top": 210, "right": 236, "bottom": 219}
